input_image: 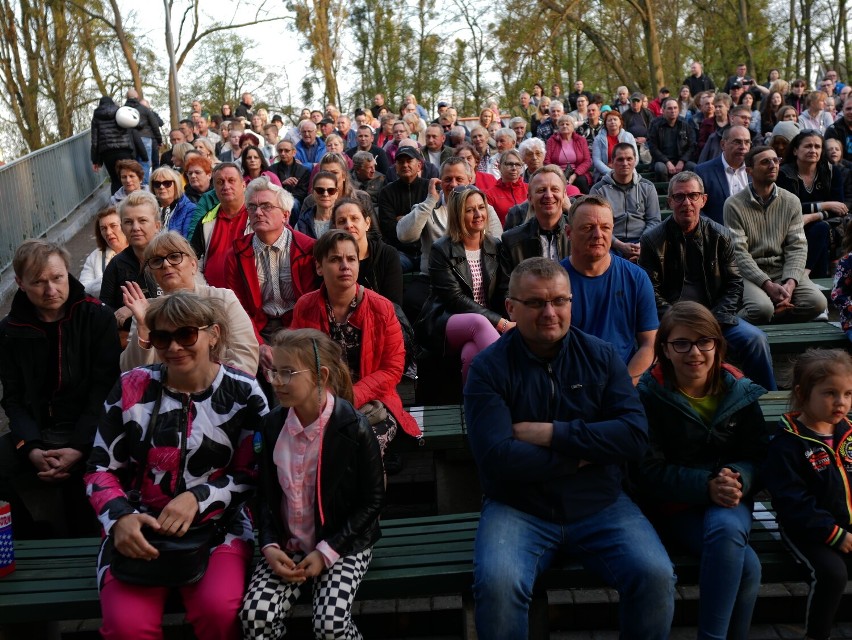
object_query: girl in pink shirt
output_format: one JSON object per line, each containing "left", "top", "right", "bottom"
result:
{"left": 241, "top": 328, "right": 385, "bottom": 639}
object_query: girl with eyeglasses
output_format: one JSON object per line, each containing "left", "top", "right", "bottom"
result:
{"left": 635, "top": 301, "right": 770, "bottom": 640}
{"left": 150, "top": 166, "right": 196, "bottom": 238}
{"left": 85, "top": 291, "right": 268, "bottom": 640}
{"left": 120, "top": 231, "right": 259, "bottom": 374}
{"left": 240, "top": 328, "right": 384, "bottom": 639}
{"left": 296, "top": 171, "right": 340, "bottom": 239}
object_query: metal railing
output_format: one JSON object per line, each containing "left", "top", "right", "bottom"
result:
{"left": 0, "top": 130, "right": 105, "bottom": 271}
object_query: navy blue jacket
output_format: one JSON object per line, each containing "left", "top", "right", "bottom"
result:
{"left": 763, "top": 413, "right": 852, "bottom": 548}
{"left": 695, "top": 156, "right": 731, "bottom": 225}
{"left": 464, "top": 326, "right": 649, "bottom": 523}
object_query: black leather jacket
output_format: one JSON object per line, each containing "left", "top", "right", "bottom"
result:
{"left": 415, "top": 234, "right": 502, "bottom": 352}
{"left": 496, "top": 214, "right": 571, "bottom": 300}
{"left": 638, "top": 215, "right": 743, "bottom": 327}
{"left": 256, "top": 398, "right": 385, "bottom": 556}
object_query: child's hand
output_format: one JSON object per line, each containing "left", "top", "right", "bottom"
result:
{"left": 263, "top": 546, "right": 306, "bottom": 583}
{"left": 297, "top": 550, "right": 326, "bottom": 578}
{"left": 839, "top": 532, "right": 852, "bottom": 554}
{"left": 708, "top": 468, "right": 743, "bottom": 508}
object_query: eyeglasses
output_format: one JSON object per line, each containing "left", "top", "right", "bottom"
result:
{"left": 314, "top": 186, "right": 338, "bottom": 196}
{"left": 667, "top": 337, "right": 717, "bottom": 353}
{"left": 508, "top": 295, "right": 572, "bottom": 309}
{"left": 151, "top": 180, "right": 175, "bottom": 189}
{"left": 146, "top": 252, "right": 186, "bottom": 270}
{"left": 502, "top": 162, "right": 523, "bottom": 168}
{"left": 669, "top": 192, "right": 704, "bottom": 204}
{"left": 264, "top": 368, "right": 310, "bottom": 385}
{"left": 149, "top": 325, "right": 209, "bottom": 350}
{"left": 247, "top": 202, "right": 283, "bottom": 214}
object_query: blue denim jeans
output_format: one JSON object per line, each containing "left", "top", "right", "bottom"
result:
{"left": 139, "top": 136, "right": 154, "bottom": 184}
{"left": 473, "top": 494, "right": 675, "bottom": 639}
{"left": 658, "top": 502, "right": 761, "bottom": 640}
{"left": 723, "top": 320, "right": 777, "bottom": 391}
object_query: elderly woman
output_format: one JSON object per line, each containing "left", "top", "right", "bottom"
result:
{"left": 150, "top": 166, "right": 196, "bottom": 238}
{"left": 109, "top": 160, "right": 147, "bottom": 206}
{"left": 544, "top": 115, "right": 592, "bottom": 193}
{"left": 415, "top": 186, "right": 513, "bottom": 383}
{"left": 120, "top": 232, "right": 259, "bottom": 374}
{"left": 192, "top": 137, "right": 218, "bottom": 165}
{"left": 592, "top": 110, "right": 639, "bottom": 180}
{"left": 519, "top": 135, "right": 546, "bottom": 179}
{"left": 183, "top": 155, "right": 213, "bottom": 203}
{"left": 100, "top": 191, "right": 161, "bottom": 330}
{"left": 291, "top": 229, "right": 422, "bottom": 453}
{"left": 333, "top": 198, "right": 402, "bottom": 305}
{"left": 798, "top": 91, "right": 834, "bottom": 135}
{"left": 86, "top": 291, "right": 267, "bottom": 640}
{"left": 80, "top": 206, "right": 128, "bottom": 299}
{"left": 484, "top": 149, "right": 527, "bottom": 226}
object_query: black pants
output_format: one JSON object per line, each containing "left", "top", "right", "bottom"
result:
{"left": 784, "top": 530, "right": 852, "bottom": 640}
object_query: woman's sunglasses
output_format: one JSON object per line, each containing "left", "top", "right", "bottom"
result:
{"left": 149, "top": 325, "right": 209, "bottom": 350}
{"left": 314, "top": 186, "right": 338, "bottom": 196}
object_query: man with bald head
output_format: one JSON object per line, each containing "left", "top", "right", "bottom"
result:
{"left": 695, "top": 125, "right": 752, "bottom": 224}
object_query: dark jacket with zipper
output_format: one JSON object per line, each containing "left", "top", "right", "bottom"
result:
{"left": 377, "top": 176, "right": 429, "bottom": 256}
{"left": 0, "top": 276, "right": 120, "bottom": 455}
{"left": 256, "top": 398, "right": 385, "bottom": 556}
{"left": 638, "top": 215, "right": 743, "bottom": 327}
{"left": 635, "top": 363, "right": 769, "bottom": 511}
{"left": 764, "top": 412, "right": 852, "bottom": 547}
{"left": 415, "top": 234, "right": 503, "bottom": 352}
{"left": 496, "top": 214, "right": 571, "bottom": 300}
{"left": 90, "top": 97, "right": 134, "bottom": 163}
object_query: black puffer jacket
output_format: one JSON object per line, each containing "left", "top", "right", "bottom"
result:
{"left": 90, "top": 96, "right": 134, "bottom": 163}
{"left": 256, "top": 398, "right": 385, "bottom": 556}
{"left": 124, "top": 97, "right": 163, "bottom": 144}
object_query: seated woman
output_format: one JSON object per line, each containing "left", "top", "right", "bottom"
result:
{"left": 470, "top": 126, "right": 495, "bottom": 173}
{"left": 332, "top": 198, "right": 402, "bottom": 306}
{"left": 415, "top": 186, "right": 514, "bottom": 383}
{"left": 150, "top": 166, "right": 196, "bottom": 238}
{"left": 453, "top": 142, "right": 497, "bottom": 190}
{"left": 192, "top": 137, "right": 219, "bottom": 167}
{"left": 170, "top": 142, "right": 195, "bottom": 172}
{"left": 120, "top": 231, "right": 259, "bottom": 374}
{"left": 304, "top": 152, "right": 373, "bottom": 215}
{"left": 591, "top": 110, "right": 638, "bottom": 181}
{"left": 759, "top": 91, "right": 785, "bottom": 139}
{"left": 776, "top": 131, "right": 847, "bottom": 278}
{"left": 241, "top": 144, "right": 281, "bottom": 187}
{"left": 636, "top": 301, "right": 769, "bottom": 640}
{"left": 85, "top": 291, "right": 268, "bottom": 640}
{"left": 100, "top": 191, "right": 161, "bottom": 331}
{"left": 544, "top": 115, "right": 592, "bottom": 193}
{"left": 483, "top": 149, "right": 527, "bottom": 226}
{"left": 79, "top": 206, "right": 127, "bottom": 299}
{"left": 183, "top": 154, "right": 214, "bottom": 204}
{"left": 798, "top": 91, "right": 834, "bottom": 135}
{"left": 109, "top": 159, "right": 147, "bottom": 206}
{"left": 291, "top": 229, "right": 422, "bottom": 454}
{"left": 296, "top": 171, "right": 340, "bottom": 239}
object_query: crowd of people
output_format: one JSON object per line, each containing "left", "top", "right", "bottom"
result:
{"left": 2, "top": 66, "right": 852, "bottom": 638}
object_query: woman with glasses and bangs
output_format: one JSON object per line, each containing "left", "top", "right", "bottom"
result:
{"left": 120, "top": 231, "right": 259, "bottom": 374}
{"left": 86, "top": 290, "right": 268, "bottom": 640}
{"left": 634, "top": 301, "right": 770, "bottom": 640}
{"left": 415, "top": 185, "right": 514, "bottom": 384}
{"left": 150, "top": 166, "right": 196, "bottom": 238}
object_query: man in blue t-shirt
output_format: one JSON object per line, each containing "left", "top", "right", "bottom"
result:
{"left": 561, "top": 194, "right": 658, "bottom": 385}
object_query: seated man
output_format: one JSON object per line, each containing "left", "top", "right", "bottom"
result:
{"left": 695, "top": 125, "right": 752, "bottom": 225}
{"left": 648, "top": 97, "right": 696, "bottom": 182}
{"left": 724, "top": 146, "right": 827, "bottom": 324}
{"left": 378, "top": 146, "right": 430, "bottom": 272}
{"left": 560, "top": 195, "right": 657, "bottom": 384}
{"left": 0, "top": 240, "right": 120, "bottom": 537}
{"left": 345, "top": 124, "right": 390, "bottom": 175}
{"left": 350, "top": 151, "right": 386, "bottom": 207}
{"left": 225, "top": 176, "right": 318, "bottom": 372}
{"left": 639, "top": 171, "right": 777, "bottom": 390}
{"left": 294, "top": 119, "right": 326, "bottom": 171}
{"left": 465, "top": 256, "right": 675, "bottom": 640}
{"left": 697, "top": 105, "right": 756, "bottom": 164}
{"left": 589, "top": 143, "right": 660, "bottom": 261}
{"left": 269, "top": 139, "right": 310, "bottom": 212}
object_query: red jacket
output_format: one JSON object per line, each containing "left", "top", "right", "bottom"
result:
{"left": 291, "top": 285, "right": 421, "bottom": 439}
{"left": 485, "top": 179, "right": 528, "bottom": 226}
{"left": 544, "top": 132, "right": 592, "bottom": 184}
{"left": 225, "top": 228, "right": 318, "bottom": 344}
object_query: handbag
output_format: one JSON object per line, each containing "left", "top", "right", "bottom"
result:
{"left": 109, "top": 371, "right": 238, "bottom": 587}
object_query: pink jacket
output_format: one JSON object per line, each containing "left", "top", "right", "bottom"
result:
{"left": 544, "top": 132, "right": 592, "bottom": 183}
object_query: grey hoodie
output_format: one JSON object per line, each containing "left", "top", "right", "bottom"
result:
{"left": 590, "top": 171, "right": 661, "bottom": 244}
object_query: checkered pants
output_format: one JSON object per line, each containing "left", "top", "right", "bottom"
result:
{"left": 241, "top": 548, "right": 372, "bottom": 639}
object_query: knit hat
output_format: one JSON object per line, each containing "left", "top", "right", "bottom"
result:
{"left": 771, "top": 121, "right": 800, "bottom": 142}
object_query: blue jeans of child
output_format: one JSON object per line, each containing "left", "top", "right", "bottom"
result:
{"left": 659, "top": 502, "right": 761, "bottom": 640}
{"left": 472, "top": 493, "right": 675, "bottom": 639}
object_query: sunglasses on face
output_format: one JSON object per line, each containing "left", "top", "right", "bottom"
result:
{"left": 147, "top": 252, "right": 186, "bottom": 270}
{"left": 314, "top": 186, "right": 338, "bottom": 196}
{"left": 149, "top": 325, "right": 209, "bottom": 350}
{"left": 151, "top": 180, "right": 175, "bottom": 189}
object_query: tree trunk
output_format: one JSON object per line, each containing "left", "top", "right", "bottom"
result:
{"left": 785, "top": 0, "right": 795, "bottom": 78}
{"left": 639, "top": 0, "right": 665, "bottom": 90}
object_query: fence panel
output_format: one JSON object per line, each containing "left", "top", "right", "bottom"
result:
{"left": 0, "top": 131, "right": 104, "bottom": 271}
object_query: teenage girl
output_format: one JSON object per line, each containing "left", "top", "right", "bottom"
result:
{"left": 240, "top": 328, "right": 385, "bottom": 639}
{"left": 763, "top": 349, "right": 852, "bottom": 640}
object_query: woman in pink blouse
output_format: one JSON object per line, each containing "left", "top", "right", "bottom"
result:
{"left": 544, "top": 115, "right": 592, "bottom": 193}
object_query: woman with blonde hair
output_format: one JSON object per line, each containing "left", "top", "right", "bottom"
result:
{"left": 150, "top": 166, "right": 196, "bottom": 237}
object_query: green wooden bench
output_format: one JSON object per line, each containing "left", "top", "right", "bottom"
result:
{"left": 0, "top": 503, "right": 808, "bottom": 637}
{"left": 812, "top": 277, "right": 833, "bottom": 301}
{"left": 760, "top": 321, "right": 847, "bottom": 355}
